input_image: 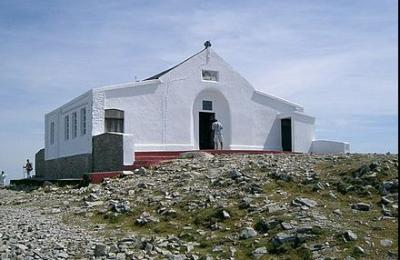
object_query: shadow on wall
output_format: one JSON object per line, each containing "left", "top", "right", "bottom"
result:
{"left": 263, "top": 118, "right": 281, "bottom": 151}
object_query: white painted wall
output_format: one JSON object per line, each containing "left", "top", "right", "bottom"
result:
{"left": 102, "top": 80, "right": 164, "bottom": 151}
{"left": 44, "top": 47, "right": 326, "bottom": 160}
{"left": 156, "top": 48, "right": 307, "bottom": 151}
{"left": 311, "top": 140, "right": 350, "bottom": 154}
{"left": 291, "top": 113, "right": 315, "bottom": 153}
{"left": 45, "top": 91, "right": 93, "bottom": 160}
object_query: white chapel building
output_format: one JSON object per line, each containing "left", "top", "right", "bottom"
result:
{"left": 35, "top": 42, "right": 349, "bottom": 178}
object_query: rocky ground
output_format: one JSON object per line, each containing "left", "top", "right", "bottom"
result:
{"left": 0, "top": 153, "right": 398, "bottom": 259}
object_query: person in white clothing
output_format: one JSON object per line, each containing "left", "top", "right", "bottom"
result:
{"left": 0, "top": 171, "right": 6, "bottom": 188}
{"left": 211, "top": 118, "right": 224, "bottom": 150}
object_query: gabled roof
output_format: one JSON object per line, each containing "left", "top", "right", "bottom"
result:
{"left": 144, "top": 48, "right": 207, "bottom": 80}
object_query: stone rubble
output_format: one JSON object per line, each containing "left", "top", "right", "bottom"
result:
{"left": 0, "top": 153, "right": 398, "bottom": 259}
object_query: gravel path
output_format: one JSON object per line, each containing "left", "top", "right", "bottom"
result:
{"left": 0, "top": 190, "right": 106, "bottom": 259}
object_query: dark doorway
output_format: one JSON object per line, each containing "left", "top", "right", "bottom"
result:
{"left": 281, "top": 118, "right": 292, "bottom": 152}
{"left": 199, "top": 112, "right": 215, "bottom": 149}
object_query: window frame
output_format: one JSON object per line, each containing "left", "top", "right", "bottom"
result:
{"left": 202, "top": 70, "right": 219, "bottom": 82}
{"left": 72, "top": 112, "right": 78, "bottom": 138}
{"left": 50, "top": 122, "right": 55, "bottom": 145}
{"left": 202, "top": 100, "right": 213, "bottom": 111}
{"left": 80, "top": 107, "right": 87, "bottom": 136}
{"left": 64, "top": 115, "right": 70, "bottom": 140}
{"left": 105, "top": 109, "right": 124, "bottom": 134}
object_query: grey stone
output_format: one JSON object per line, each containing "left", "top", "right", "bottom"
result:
{"left": 94, "top": 243, "right": 108, "bottom": 257}
{"left": 252, "top": 247, "right": 268, "bottom": 257}
{"left": 380, "top": 239, "right": 393, "bottom": 247}
{"left": 272, "top": 232, "right": 298, "bottom": 245}
{"left": 281, "top": 222, "right": 294, "bottom": 230}
{"left": 344, "top": 230, "right": 358, "bottom": 241}
{"left": 239, "top": 227, "right": 258, "bottom": 239}
{"left": 222, "top": 210, "right": 230, "bottom": 219}
{"left": 239, "top": 197, "right": 253, "bottom": 209}
{"left": 110, "top": 200, "right": 131, "bottom": 213}
{"left": 381, "top": 196, "right": 394, "bottom": 205}
{"left": 178, "top": 152, "right": 214, "bottom": 160}
{"left": 267, "top": 204, "right": 287, "bottom": 213}
{"left": 351, "top": 203, "right": 371, "bottom": 211}
{"left": 255, "top": 219, "right": 280, "bottom": 233}
{"left": 353, "top": 245, "right": 365, "bottom": 255}
{"left": 228, "top": 169, "right": 242, "bottom": 180}
{"left": 293, "top": 197, "right": 318, "bottom": 208}
{"left": 333, "top": 209, "right": 342, "bottom": 215}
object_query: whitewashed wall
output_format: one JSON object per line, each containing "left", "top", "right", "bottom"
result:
{"left": 44, "top": 47, "right": 320, "bottom": 160}
{"left": 311, "top": 140, "right": 350, "bottom": 154}
{"left": 158, "top": 49, "right": 309, "bottom": 151}
{"left": 87, "top": 48, "right": 316, "bottom": 153}
{"left": 292, "top": 113, "right": 315, "bottom": 153}
{"left": 45, "top": 91, "right": 93, "bottom": 160}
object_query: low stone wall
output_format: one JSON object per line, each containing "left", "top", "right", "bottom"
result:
{"left": 34, "top": 133, "right": 124, "bottom": 179}
{"left": 35, "top": 151, "right": 92, "bottom": 179}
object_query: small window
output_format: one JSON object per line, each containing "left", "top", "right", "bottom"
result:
{"left": 50, "top": 122, "right": 55, "bottom": 145}
{"left": 202, "top": 70, "right": 219, "bottom": 81}
{"left": 105, "top": 109, "right": 124, "bottom": 133}
{"left": 202, "top": 100, "right": 213, "bottom": 111}
{"left": 80, "top": 107, "right": 87, "bottom": 136}
{"left": 72, "top": 112, "right": 77, "bottom": 138}
{"left": 64, "top": 115, "right": 70, "bottom": 140}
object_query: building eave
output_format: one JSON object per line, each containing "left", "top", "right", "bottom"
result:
{"left": 254, "top": 89, "right": 304, "bottom": 112}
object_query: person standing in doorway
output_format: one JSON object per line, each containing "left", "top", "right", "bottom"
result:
{"left": 212, "top": 118, "right": 224, "bottom": 150}
{"left": 0, "top": 171, "right": 6, "bottom": 188}
{"left": 23, "top": 159, "right": 33, "bottom": 178}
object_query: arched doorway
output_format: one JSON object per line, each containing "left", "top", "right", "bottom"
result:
{"left": 192, "top": 88, "right": 231, "bottom": 150}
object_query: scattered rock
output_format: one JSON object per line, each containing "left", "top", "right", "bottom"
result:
{"left": 344, "top": 230, "right": 358, "bottom": 241}
{"left": 252, "top": 247, "right": 268, "bottom": 258}
{"left": 228, "top": 169, "right": 242, "bottom": 180}
{"left": 380, "top": 239, "right": 393, "bottom": 247}
{"left": 293, "top": 197, "right": 318, "bottom": 208}
{"left": 351, "top": 203, "right": 371, "bottom": 211}
{"left": 178, "top": 151, "right": 214, "bottom": 160}
{"left": 94, "top": 243, "right": 108, "bottom": 257}
{"left": 239, "top": 227, "right": 258, "bottom": 239}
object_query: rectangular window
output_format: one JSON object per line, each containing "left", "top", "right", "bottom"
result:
{"left": 64, "top": 115, "right": 70, "bottom": 140}
{"left": 202, "top": 70, "right": 219, "bottom": 81}
{"left": 72, "top": 112, "right": 77, "bottom": 138}
{"left": 50, "top": 122, "right": 55, "bottom": 145}
{"left": 105, "top": 109, "right": 124, "bottom": 133}
{"left": 202, "top": 100, "right": 213, "bottom": 111}
{"left": 80, "top": 107, "right": 87, "bottom": 135}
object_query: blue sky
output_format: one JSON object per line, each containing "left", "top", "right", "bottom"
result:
{"left": 0, "top": 0, "right": 397, "bottom": 182}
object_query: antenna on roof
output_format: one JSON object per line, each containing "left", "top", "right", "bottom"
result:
{"left": 204, "top": 41, "right": 211, "bottom": 49}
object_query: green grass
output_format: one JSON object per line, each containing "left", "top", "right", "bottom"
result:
{"left": 83, "top": 154, "right": 398, "bottom": 259}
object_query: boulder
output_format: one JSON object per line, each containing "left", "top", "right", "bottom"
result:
{"left": 239, "top": 227, "right": 258, "bottom": 239}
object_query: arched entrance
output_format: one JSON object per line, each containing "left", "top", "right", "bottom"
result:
{"left": 192, "top": 88, "right": 231, "bottom": 150}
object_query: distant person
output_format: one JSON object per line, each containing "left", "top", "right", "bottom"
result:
{"left": 23, "top": 159, "right": 33, "bottom": 178}
{"left": 0, "top": 171, "right": 6, "bottom": 188}
{"left": 211, "top": 118, "right": 224, "bottom": 150}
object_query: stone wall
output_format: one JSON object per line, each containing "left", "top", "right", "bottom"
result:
{"left": 34, "top": 132, "right": 124, "bottom": 179}
{"left": 92, "top": 133, "right": 123, "bottom": 172}
{"left": 35, "top": 150, "right": 92, "bottom": 179}
{"left": 35, "top": 149, "right": 45, "bottom": 178}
